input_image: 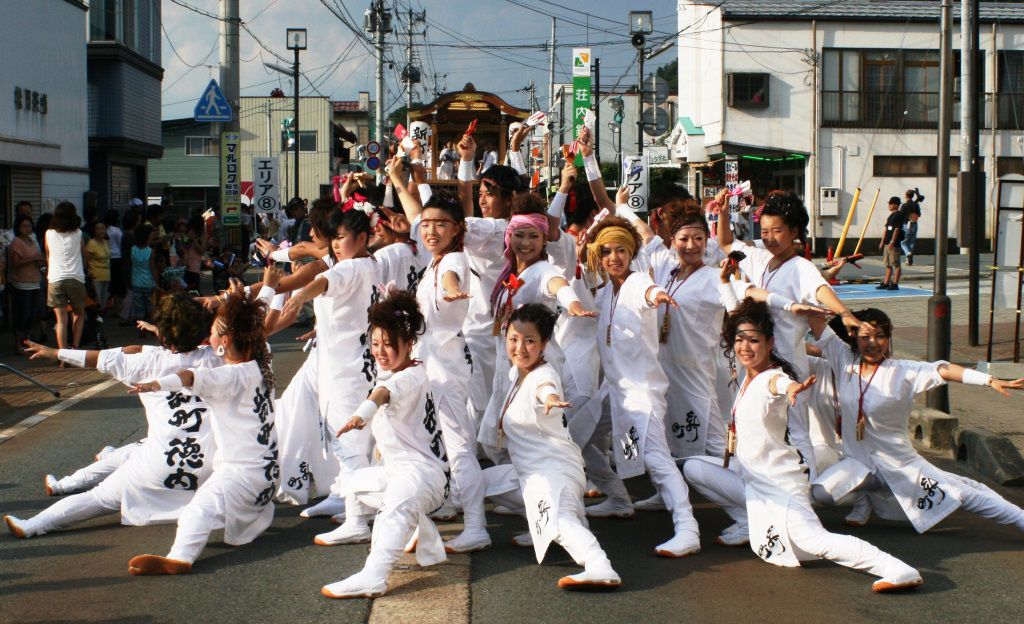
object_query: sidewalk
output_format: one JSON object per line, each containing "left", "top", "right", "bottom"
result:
{"left": 818, "top": 251, "right": 991, "bottom": 284}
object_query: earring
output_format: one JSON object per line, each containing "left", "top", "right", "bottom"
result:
{"left": 215, "top": 345, "right": 226, "bottom": 357}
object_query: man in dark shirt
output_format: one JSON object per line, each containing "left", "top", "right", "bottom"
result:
{"left": 899, "top": 189, "right": 922, "bottom": 265}
{"left": 878, "top": 196, "right": 906, "bottom": 290}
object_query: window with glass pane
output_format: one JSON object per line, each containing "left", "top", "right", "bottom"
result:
{"left": 185, "top": 137, "right": 218, "bottom": 156}
{"left": 89, "top": 0, "right": 119, "bottom": 42}
{"left": 903, "top": 51, "right": 939, "bottom": 124}
{"left": 281, "top": 131, "right": 318, "bottom": 152}
{"left": 999, "top": 51, "right": 1024, "bottom": 130}
{"left": 873, "top": 156, "right": 935, "bottom": 177}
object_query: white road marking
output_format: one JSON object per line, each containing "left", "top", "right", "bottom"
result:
{"left": 0, "top": 378, "right": 121, "bottom": 444}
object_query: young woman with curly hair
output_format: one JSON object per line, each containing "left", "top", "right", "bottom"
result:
{"left": 7, "top": 293, "right": 219, "bottom": 542}
{"left": 124, "top": 292, "right": 277, "bottom": 575}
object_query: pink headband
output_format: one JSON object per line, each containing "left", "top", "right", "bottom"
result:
{"left": 504, "top": 214, "right": 549, "bottom": 257}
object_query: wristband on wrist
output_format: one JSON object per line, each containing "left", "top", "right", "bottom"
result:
{"left": 57, "top": 349, "right": 87, "bottom": 368}
{"left": 418, "top": 183, "right": 433, "bottom": 205}
{"left": 766, "top": 292, "right": 796, "bottom": 312}
{"left": 615, "top": 204, "right": 640, "bottom": 224}
{"left": 555, "top": 283, "right": 581, "bottom": 309}
{"left": 646, "top": 286, "right": 667, "bottom": 308}
{"left": 457, "top": 160, "right": 476, "bottom": 182}
{"left": 156, "top": 373, "right": 183, "bottom": 392}
{"left": 547, "top": 192, "right": 566, "bottom": 219}
{"left": 718, "top": 282, "right": 740, "bottom": 312}
{"left": 961, "top": 368, "right": 994, "bottom": 387}
{"left": 583, "top": 155, "right": 601, "bottom": 182}
{"left": 270, "top": 248, "right": 292, "bottom": 263}
{"left": 256, "top": 285, "right": 276, "bottom": 304}
{"left": 353, "top": 399, "right": 379, "bottom": 422}
{"left": 270, "top": 293, "right": 286, "bottom": 312}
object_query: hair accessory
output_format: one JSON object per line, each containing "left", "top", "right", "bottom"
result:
{"left": 376, "top": 280, "right": 398, "bottom": 295}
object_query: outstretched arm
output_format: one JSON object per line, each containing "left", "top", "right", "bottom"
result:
{"left": 939, "top": 364, "right": 1024, "bottom": 397}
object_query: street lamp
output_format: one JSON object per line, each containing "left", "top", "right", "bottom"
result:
{"left": 286, "top": 28, "right": 307, "bottom": 203}
{"left": 629, "top": 11, "right": 653, "bottom": 154}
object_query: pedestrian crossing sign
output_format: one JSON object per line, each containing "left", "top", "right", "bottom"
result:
{"left": 194, "top": 79, "right": 232, "bottom": 122}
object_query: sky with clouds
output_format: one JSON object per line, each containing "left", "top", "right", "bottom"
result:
{"left": 160, "top": 0, "right": 681, "bottom": 120}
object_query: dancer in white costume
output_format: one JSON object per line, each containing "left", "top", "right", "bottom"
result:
{"left": 282, "top": 205, "right": 382, "bottom": 520}
{"left": 391, "top": 164, "right": 491, "bottom": 553}
{"left": 126, "top": 293, "right": 279, "bottom": 575}
{"left": 807, "top": 309, "right": 1024, "bottom": 534}
{"left": 684, "top": 299, "right": 922, "bottom": 592}
{"left": 44, "top": 441, "right": 144, "bottom": 497}
{"left": 479, "top": 195, "right": 595, "bottom": 461}
{"left": 579, "top": 216, "right": 701, "bottom": 557}
{"left": 716, "top": 192, "right": 860, "bottom": 481}
{"left": 6, "top": 294, "right": 219, "bottom": 539}
{"left": 494, "top": 304, "right": 621, "bottom": 589}
{"left": 319, "top": 290, "right": 449, "bottom": 599}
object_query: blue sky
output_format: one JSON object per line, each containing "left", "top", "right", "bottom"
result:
{"left": 161, "top": 0, "right": 680, "bottom": 120}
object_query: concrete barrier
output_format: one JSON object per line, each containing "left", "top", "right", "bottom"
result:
{"left": 955, "top": 427, "right": 1024, "bottom": 487}
{"left": 909, "top": 408, "right": 959, "bottom": 449}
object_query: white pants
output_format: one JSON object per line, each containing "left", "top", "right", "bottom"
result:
{"left": 347, "top": 469, "right": 447, "bottom": 583}
{"left": 681, "top": 457, "right": 748, "bottom": 526}
{"left": 945, "top": 472, "right": 1024, "bottom": 530}
{"left": 437, "top": 392, "right": 486, "bottom": 530}
{"left": 53, "top": 442, "right": 139, "bottom": 495}
{"left": 324, "top": 401, "right": 372, "bottom": 500}
{"left": 464, "top": 330, "right": 495, "bottom": 430}
{"left": 276, "top": 354, "right": 338, "bottom": 504}
{"left": 578, "top": 403, "right": 630, "bottom": 505}
{"left": 491, "top": 487, "right": 613, "bottom": 571}
{"left": 20, "top": 467, "right": 129, "bottom": 534}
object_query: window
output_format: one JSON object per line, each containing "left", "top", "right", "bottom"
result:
{"left": 998, "top": 51, "right": 1024, "bottom": 130}
{"left": 997, "top": 157, "right": 1024, "bottom": 177}
{"left": 89, "top": 0, "right": 119, "bottom": 42}
{"left": 728, "top": 73, "right": 770, "bottom": 108}
{"left": 873, "top": 156, "right": 935, "bottom": 177}
{"left": 89, "top": 0, "right": 144, "bottom": 53}
{"left": 185, "top": 137, "right": 218, "bottom": 156}
{"left": 823, "top": 48, "right": 956, "bottom": 128}
{"left": 281, "top": 130, "right": 318, "bottom": 152}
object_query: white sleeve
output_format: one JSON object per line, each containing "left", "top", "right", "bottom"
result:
{"left": 812, "top": 326, "right": 854, "bottom": 376}
{"left": 319, "top": 262, "right": 356, "bottom": 298}
{"left": 191, "top": 365, "right": 233, "bottom": 398}
{"left": 509, "top": 150, "right": 527, "bottom": 176}
{"left": 901, "top": 360, "right": 947, "bottom": 395}
{"left": 417, "top": 183, "right": 433, "bottom": 205}
{"left": 97, "top": 348, "right": 158, "bottom": 385}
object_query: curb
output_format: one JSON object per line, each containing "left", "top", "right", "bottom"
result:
{"left": 954, "top": 427, "right": 1024, "bottom": 487}
{"left": 909, "top": 408, "right": 958, "bottom": 449}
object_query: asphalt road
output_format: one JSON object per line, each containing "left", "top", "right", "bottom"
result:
{"left": 2, "top": 326, "right": 1024, "bottom": 624}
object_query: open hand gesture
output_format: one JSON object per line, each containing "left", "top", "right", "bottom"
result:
{"left": 337, "top": 416, "right": 366, "bottom": 436}
{"left": 544, "top": 395, "right": 572, "bottom": 415}
{"left": 567, "top": 301, "right": 597, "bottom": 318}
{"left": 129, "top": 381, "right": 161, "bottom": 394}
{"left": 786, "top": 374, "right": 817, "bottom": 406}
{"left": 991, "top": 377, "right": 1024, "bottom": 397}
{"left": 23, "top": 340, "right": 57, "bottom": 361}
{"left": 651, "top": 290, "right": 679, "bottom": 310}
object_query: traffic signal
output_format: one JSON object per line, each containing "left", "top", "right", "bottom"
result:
{"left": 282, "top": 117, "right": 296, "bottom": 148}
{"left": 609, "top": 97, "right": 624, "bottom": 124}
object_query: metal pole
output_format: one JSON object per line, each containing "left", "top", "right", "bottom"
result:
{"left": 293, "top": 46, "right": 301, "bottom": 202}
{"left": 375, "top": 0, "right": 385, "bottom": 145}
{"left": 406, "top": 8, "right": 413, "bottom": 127}
{"left": 265, "top": 101, "right": 272, "bottom": 157}
{"left": 966, "top": 0, "right": 983, "bottom": 345}
{"left": 548, "top": 17, "right": 556, "bottom": 192}
{"left": 594, "top": 57, "right": 601, "bottom": 163}
{"left": 927, "top": 0, "right": 954, "bottom": 412}
{"left": 637, "top": 51, "right": 644, "bottom": 154}
{"left": 220, "top": 0, "right": 239, "bottom": 243}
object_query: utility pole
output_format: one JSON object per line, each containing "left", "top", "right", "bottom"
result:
{"left": 366, "top": 0, "right": 390, "bottom": 146}
{"left": 928, "top": 0, "right": 954, "bottom": 412}
{"left": 265, "top": 101, "right": 272, "bottom": 157}
{"left": 219, "top": 0, "right": 240, "bottom": 241}
{"left": 403, "top": 9, "right": 425, "bottom": 126}
{"left": 547, "top": 17, "right": 556, "bottom": 193}
{"left": 594, "top": 57, "right": 601, "bottom": 163}
{"left": 637, "top": 52, "right": 645, "bottom": 154}
{"left": 292, "top": 48, "right": 300, "bottom": 201}
{"left": 960, "top": 0, "right": 983, "bottom": 346}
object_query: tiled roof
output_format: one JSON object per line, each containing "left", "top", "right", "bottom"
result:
{"left": 332, "top": 101, "right": 366, "bottom": 112}
{"left": 712, "top": 1, "right": 1024, "bottom": 23}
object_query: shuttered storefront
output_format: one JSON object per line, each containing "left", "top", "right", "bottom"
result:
{"left": 11, "top": 168, "right": 42, "bottom": 219}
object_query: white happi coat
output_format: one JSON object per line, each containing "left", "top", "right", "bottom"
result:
{"left": 479, "top": 260, "right": 566, "bottom": 449}
{"left": 814, "top": 327, "right": 960, "bottom": 533}
{"left": 374, "top": 239, "right": 427, "bottom": 293}
{"left": 313, "top": 255, "right": 381, "bottom": 456}
{"left": 190, "top": 361, "right": 279, "bottom": 545}
{"left": 648, "top": 249, "right": 730, "bottom": 459}
{"left": 545, "top": 234, "right": 602, "bottom": 446}
{"left": 462, "top": 217, "right": 508, "bottom": 418}
{"left": 95, "top": 346, "right": 220, "bottom": 525}
{"left": 732, "top": 368, "right": 813, "bottom": 567}
{"left": 500, "top": 363, "right": 586, "bottom": 563}
{"left": 595, "top": 271, "right": 668, "bottom": 479}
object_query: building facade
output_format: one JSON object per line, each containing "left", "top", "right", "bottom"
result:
{"left": 87, "top": 0, "right": 164, "bottom": 216}
{"left": 146, "top": 119, "right": 219, "bottom": 218}
{"left": 0, "top": 0, "right": 90, "bottom": 225}
{"left": 677, "top": 0, "right": 1024, "bottom": 251}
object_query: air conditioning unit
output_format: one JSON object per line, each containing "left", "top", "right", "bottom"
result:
{"left": 819, "top": 187, "right": 840, "bottom": 217}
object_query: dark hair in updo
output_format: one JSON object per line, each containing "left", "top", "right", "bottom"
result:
{"left": 759, "top": 192, "right": 809, "bottom": 241}
{"left": 152, "top": 292, "right": 213, "bottom": 353}
{"left": 664, "top": 199, "right": 709, "bottom": 236}
{"left": 508, "top": 303, "right": 557, "bottom": 342}
{"left": 511, "top": 192, "right": 547, "bottom": 216}
{"left": 367, "top": 290, "right": 425, "bottom": 348}
{"left": 216, "top": 295, "right": 274, "bottom": 391}
{"left": 721, "top": 298, "right": 800, "bottom": 381}
{"left": 480, "top": 165, "right": 525, "bottom": 201}
{"left": 565, "top": 181, "right": 598, "bottom": 228}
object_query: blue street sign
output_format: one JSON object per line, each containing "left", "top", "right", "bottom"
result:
{"left": 194, "top": 79, "right": 232, "bottom": 122}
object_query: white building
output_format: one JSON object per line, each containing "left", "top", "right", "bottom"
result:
{"left": 677, "top": 0, "right": 1024, "bottom": 251}
{"left": 1, "top": 0, "right": 90, "bottom": 224}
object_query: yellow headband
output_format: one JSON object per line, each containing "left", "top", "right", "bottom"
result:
{"left": 586, "top": 226, "right": 636, "bottom": 276}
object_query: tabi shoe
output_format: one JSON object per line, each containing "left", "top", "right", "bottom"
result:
{"left": 300, "top": 495, "right": 345, "bottom": 518}
{"left": 128, "top": 555, "right": 192, "bottom": 575}
{"left": 4, "top": 515, "right": 34, "bottom": 538}
{"left": 633, "top": 492, "right": 666, "bottom": 512}
{"left": 314, "top": 522, "right": 371, "bottom": 546}
{"left": 584, "top": 499, "right": 635, "bottom": 519}
{"left": 872, "top": 568, "right": 923, "bottom": 593}
{"left": 321, "top": 571, "right": 388, "bottom": 599}
{"left": 655, "top": 530, "right": 701, "bottom": 558}
{"left": 44, "top": 474, "right": 59, "bottom": 497}
{"left": 429, "top": 503, "right": 458, "bottom": 522}
{"left": 444, "top": 528, "right": 492, "bottom": 553}
{"left": 493, "top": 504, "right": 525, "bottom": 516}
{"left": 557, "top": 567, "right": 622, "bottom": 591}
{"left": 95, "top": 445, "right": 117, "bottom": 461}
{"left": 715, "top": 522, "right": 749, "bottom": 547}
{"left": 511, "top": 532, "right": 534, "bottom": 548}
{"left": 584, "top": 482, "right": 603, "bottom": 498}
{"left": 875, "top": 282, "right": 890, "bottom": 290}
{"left": 844, "top": 497, "right": 872, "bottom": 527}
